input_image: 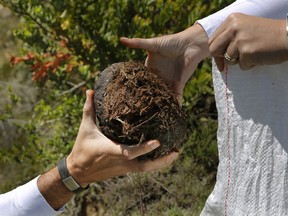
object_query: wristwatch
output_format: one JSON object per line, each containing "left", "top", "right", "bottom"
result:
{"left": 57, "top": 157, "right": 89, "bottom": 193}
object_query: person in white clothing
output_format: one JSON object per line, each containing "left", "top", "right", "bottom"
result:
{"left": 121, "top": 0, "right": 288, "bottom": 215}
{"left": 0, "top": 90, "right": 178, "bottom": 216}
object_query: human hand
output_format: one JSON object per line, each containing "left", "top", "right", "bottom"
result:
{"left": 209, "top": 13, "right": 288, "bottom": 71}
{"left": 120, "top": 24, "right": 209, "bottom": 103}
{"left": 66, "top": 90, "right": 178, "bottom": 186}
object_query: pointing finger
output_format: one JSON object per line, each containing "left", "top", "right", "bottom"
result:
{"left": 120, "top": 37, "right": 158, "bottom": 53}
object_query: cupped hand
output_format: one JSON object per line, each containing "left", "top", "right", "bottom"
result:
{"left": 120, "top": 24, "right": 210, "bottom": 103}
{"left": 66, "top": 90, "right": 178, "bottom": 186}
{"left": 209, "top": 13, "right": 288, "bottom": 71}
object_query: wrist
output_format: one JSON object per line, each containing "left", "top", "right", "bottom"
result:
{"left": 175, "top": 24, "right": 209, "bottom": 86}
{"left": 183, "top": 23, "right": 210, "bottom": 61}
{"left": 66, "top": 155, "right": 89, "bottom": 187}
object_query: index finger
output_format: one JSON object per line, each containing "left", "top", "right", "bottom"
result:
{"left": 120, "top": 37, "right": 158, "bottom": 53}
{"left": 209, "top": 30, "right": 232, "bottom": 57}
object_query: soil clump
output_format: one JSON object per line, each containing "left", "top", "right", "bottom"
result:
{"left": 94, "top": 61, "right": 187, "bottom": 159}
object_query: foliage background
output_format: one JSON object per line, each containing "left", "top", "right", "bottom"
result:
{"left": 0, "top": 0, "right": 233, "bottom": 215}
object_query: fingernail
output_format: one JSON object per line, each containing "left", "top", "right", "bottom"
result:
{"left": 86, "top": 89, "right": 93, "bottom": 97}
{"left": 171, "top": 152, "right": 179, "bottom": 159}
{"left": 147, "top": 140, "right": 160, "bottom": 149}
{"left": 165, "top": 152, "right": 179, "bottom": 164}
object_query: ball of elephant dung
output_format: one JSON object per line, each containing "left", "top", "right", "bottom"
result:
{"left": 93, "top": 61, "right": 187, "bottom": 159}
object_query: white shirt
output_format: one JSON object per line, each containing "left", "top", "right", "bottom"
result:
{"left": 197, "top": 0, "right": 288, "bottom": 215}
{"left": 0, "top": 176, "right": 62, "bottom": 216}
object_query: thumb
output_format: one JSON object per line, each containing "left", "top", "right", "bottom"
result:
{"left": 82, "top": 90, "right": 95, "bottom": 122}
{"left": 120, "top": 37, "right": 157, "bottom": 53}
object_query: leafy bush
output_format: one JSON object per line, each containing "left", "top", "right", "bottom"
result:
{"left": 0, "top": 0, "right": 233, "bottom": 215}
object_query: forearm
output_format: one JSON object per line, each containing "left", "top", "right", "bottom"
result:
{"left": 37, "top": 167, "right": 74, "bottom": 210}
{"left": 198, "top": 0, "right": 288, "bottom": 38}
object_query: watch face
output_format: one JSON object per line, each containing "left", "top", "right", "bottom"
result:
{"left": 63, "top": 176, "right": 80, "bottom": 191}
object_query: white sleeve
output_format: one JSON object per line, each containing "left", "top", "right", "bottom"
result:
{"left": 0, "top": 176, "right": 63, "bottom": 216}
{"left": 197, "top": 0, "right": 288, "bottom": 38}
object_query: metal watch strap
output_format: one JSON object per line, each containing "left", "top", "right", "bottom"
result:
{"left": 57, "top": 157, "right": 89, "bottom": 193}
